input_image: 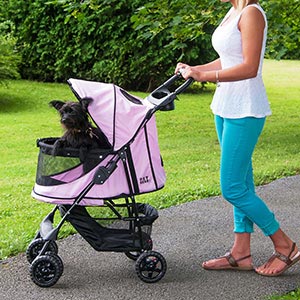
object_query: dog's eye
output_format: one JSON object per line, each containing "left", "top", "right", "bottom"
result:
{"left": 64, "top": 107, "right": 74, "bottom": 114}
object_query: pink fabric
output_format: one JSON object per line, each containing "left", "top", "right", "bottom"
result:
{"left": 68, "top": 79, "right": 153, "bottom": 150}
{"left": 51, "top": 164, "right": 84, "bottom": 182}
{"left": 32, "top": 79, "right": 166, "bottom": 206}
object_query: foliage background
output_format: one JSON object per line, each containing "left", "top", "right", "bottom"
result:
{"left": 0, "top": 0, "right": 299, "bottom": 90}
{"left": 0, "top": 15, "right": 20, "bottom": 83}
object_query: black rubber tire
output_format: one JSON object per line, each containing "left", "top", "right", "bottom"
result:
{"left": 135, "top": 251, "right": 167, "bottom": 283}
{"left": 45, "top": 252, "right": 64, "bottom": 274}
{"left": 30, "top": 254, "right": 64, "bottom": 288}
{"left": 26, "top": 238, "right": 58, "bottom": 264}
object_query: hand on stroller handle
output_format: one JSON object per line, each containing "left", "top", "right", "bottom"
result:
{"left": 178, "top": 67, "right": 186, "bottom": 76}
{"left": 145, "top": 73, "right": 194, "bottom": 110}
{"left": 161, "top": 72, "right": 194, "bottom": 92}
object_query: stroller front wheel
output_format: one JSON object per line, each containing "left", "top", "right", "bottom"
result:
{"left": 135, "top": 251, "right": 167, "bottom": 283}
{"left": 30, "top": 254, "right": 64, "bottom": 287}
{"left": 26, "top": 238, "right": 58, "bottom": 263}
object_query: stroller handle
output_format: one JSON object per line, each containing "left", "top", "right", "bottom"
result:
{"left": 145, "top": 73, "right": 194, "bottom": 111}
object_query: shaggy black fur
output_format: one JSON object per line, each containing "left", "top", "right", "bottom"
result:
{"left": 49, "top": 98, "right": 111, "bottom": 158}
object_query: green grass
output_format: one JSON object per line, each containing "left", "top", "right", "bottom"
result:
{"left": 269, "top": 289, "right": 300, "bottom": 300}
{"left": 0, "top": 59, "right": 300, "bottom": 266}
{"left": 1, "top": 60, "right": 300, "bottom": 299}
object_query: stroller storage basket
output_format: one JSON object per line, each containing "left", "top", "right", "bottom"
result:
{"left": 58, "top": 202, "right": 158, "bottom": 252}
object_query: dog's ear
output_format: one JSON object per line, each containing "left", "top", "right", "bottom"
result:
{"left": 49, "top": 100, "right": 65, "bottom": 111}
{"left": 80, "top": 97, "right": 93, "bottom": 112}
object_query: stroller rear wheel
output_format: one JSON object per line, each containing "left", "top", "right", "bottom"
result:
{"left": 30, "top": 254, "right": 64, "bottom": 287}
{"left": 135, "top": 251, "right": 167, "bottom": 283}
{"left": 26, "top": 238, "right": 58, "bottom": 264}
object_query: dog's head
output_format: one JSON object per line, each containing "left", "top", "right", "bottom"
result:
{"left": 49, "top": 98, "right": 93, "bottom": 131}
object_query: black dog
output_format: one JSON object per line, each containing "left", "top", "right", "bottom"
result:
{"left": 49, "top": 98, "right": 111, "bottom": 159}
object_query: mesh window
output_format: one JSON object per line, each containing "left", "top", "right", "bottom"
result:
{"left": 36, "top": 151, "right": 83, "bottom": 186}
{"left": 35, "top": 138, "right": 109, "bottom": 186}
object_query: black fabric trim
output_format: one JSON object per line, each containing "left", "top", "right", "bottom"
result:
{"left": 112, "top": 84, "right": 117, "bottom": 149}
{"left": 37, "top": 176, "right": 71, "bottom": 186}
{"left": 67, "top": 80, "right": 81, "bottom": 101}
{"left": 33, "top": 188, "right": 96, "bottom": 201}
{"left": 120, "top": 89, "right": 143, "bottom": 105}
{"left": 32, "top": 185, "right": 164, "bottom": 202}
{"left": 144, "top": 125, "right": 158, "bottom": 189}
{"left": 38, "top": 138, "right": 110, "bottom": 159}
{"left": 125, "top": 147, "right": 140, "bottom": 195}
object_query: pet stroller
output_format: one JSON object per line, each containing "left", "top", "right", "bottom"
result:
{"left": 27, "top": 74, "right": 193, "bottom": 287}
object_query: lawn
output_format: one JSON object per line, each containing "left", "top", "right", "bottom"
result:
{"left": 0, "top": 59, "right": 300, "bottom": 261}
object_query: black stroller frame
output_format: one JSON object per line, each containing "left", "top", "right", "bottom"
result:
{"left": 27, "top": 74, "right": 193, "bottom": 287}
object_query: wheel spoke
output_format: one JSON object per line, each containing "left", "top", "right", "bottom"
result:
{"left": 146, "top": 271, "right": 153, "bottom": 278}
{"left": 140, "top": 264, "right": 148, "bottom": 272}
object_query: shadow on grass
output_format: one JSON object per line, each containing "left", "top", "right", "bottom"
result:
{"left": 0, "top": 92, "right": 37, "bottom": 113}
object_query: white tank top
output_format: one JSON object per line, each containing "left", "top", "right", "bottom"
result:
{"left": 210, "top": 4, "right": 271, "bottom": 118}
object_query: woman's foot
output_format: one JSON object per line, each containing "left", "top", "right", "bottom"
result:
{"left": 202, "top": 252, "right": 253, "bottom": 271}
{"left": 202, "top": 233, "right": 253, "bottom": 271}
{"left": 255, "top": 242, "right": 300, "bottom": 276}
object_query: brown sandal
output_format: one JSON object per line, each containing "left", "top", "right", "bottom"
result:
{"left": 256, "top": 242, "right": 300, "bottom": 277}
{"left": 202, "top": 252, "right": 253, "bottom": 271}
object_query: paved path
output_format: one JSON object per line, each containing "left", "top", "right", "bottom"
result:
{"left": 1, "top": 176, "right": 300, "bottom": 300}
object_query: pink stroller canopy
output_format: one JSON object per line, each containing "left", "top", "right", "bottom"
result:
{"left": 68, "top": 78, "right": 155, "bottom": 151}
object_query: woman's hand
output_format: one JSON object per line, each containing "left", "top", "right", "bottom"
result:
{"left": 175, "top": 62, "right": 216, "bottom": 82}
{"left": 175, "top": 62, "right": 189, "bottom": 76}
{"left": 175, "top": 62, "right": 195, "bottom": 80}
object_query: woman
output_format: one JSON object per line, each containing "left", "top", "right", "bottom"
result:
{"left": 175, "top": 0, "right": 300, "bottom": 276}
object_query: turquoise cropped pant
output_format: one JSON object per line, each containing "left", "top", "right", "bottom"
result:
{"left": 214, "top": 115, "right": 280, "bottom": 236}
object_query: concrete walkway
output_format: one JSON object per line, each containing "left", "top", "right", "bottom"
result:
{"left": 1, "top": 175, "right": 300, "bottom": 300}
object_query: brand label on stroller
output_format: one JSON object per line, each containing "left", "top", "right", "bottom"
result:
{"left": 140, "top": 176, "right": 150, "bottom": 184}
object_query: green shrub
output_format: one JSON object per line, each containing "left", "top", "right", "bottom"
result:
{"left": 0, "top": 34, "right": 20, "bottom": 83}
{"left": 261, "top": 0, "right": 300, "bottom": 60}
{"left": 7, "top": 0, "right": 150, "bottom": 89}
{"left": 2, "top": 0, "right": 300, "bottom": 89}
{"left": 0, "top": 6, "right": 20, "bottom": 82}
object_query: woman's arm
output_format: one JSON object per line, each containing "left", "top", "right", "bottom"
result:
{"left": 179, "top": 6, "right": 265, "bottom": 83}
{"left": 175, "top": 58, "right": 222, "bottom": 74}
